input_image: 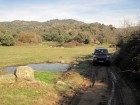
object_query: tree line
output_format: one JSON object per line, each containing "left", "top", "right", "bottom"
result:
{"left": 113, "top": 22, "right": 140, "bottom": 89}
{"left": 0, "top": 19, "right": 116, "bottom": 46}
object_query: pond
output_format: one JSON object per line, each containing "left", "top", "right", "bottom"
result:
{"left": 4, "top": 63, "right": 71, "bottom": 72}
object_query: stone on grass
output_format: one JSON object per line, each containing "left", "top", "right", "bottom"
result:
{"left": 15, "top": 66, "right": 34, "bottom": 81}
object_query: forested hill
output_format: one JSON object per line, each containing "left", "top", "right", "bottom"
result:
{"left": 0, "top": 19, "right": 116, "bottom": 45}
{"left": 0, "top": 19, "right": 85, "bottom": 31}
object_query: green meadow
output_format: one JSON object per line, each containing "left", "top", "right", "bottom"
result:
{"left": 0, "top": 44, "right": 116, "bottom": 105}
{"left": 0, "top": 44, "right": 93, "bottom": 70}
{"left": 0, "top": 44, "right": 115, "bottom": 70}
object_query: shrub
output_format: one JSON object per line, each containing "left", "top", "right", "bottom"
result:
{"left": 42, "top": 34, "right": 70, "bottom": 43}
{"left": 97, "top": 35, "right": 104, "bottom": 44}
{"left": 63, "top": 40, "right": 83, "bottom": 47}
{"left": 0, "top": 35, "right": 15, "bottom": 46}
{"left": 17, "top": 32, "right": 42, "bottom": 45}
{"left": 57, "top": 35, "right": 70, "bottom": 43}
{"left": 114, "top": 30, "right": 140, "bottom": 71}
{"left": 42, "top": 34, "right": 54, "bottom": 41}
{"left": 74, "top": 33, "right": 91, "bottom": 44}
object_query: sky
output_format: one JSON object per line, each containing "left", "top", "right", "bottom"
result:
{"left": 0, "top": 0, "right": 140, "bottom": 27}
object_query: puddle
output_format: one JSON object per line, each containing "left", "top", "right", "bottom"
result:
{"left": 4, "top": 63, "right": 71, "bottom": 72}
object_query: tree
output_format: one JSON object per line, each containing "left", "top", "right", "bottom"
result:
{"left": 74, "top": 33, "right": 91, "bottom": 44}
{"left": 97, "top": 34, "right": 104, "bottom": 44}
{"left": 17, "top": 32, "right": 42, "bottom": 44}
{"left": 0, "top": 35, "right": 15, "bottom": 46}
{"left": 56, "top": 35, "right": 68, "bottom": 43}
{"left": 42, "top": 34, "right": 53, "bottom": 41}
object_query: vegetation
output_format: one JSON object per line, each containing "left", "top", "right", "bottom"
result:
{"left": 113, "top": 22, "right": 140, "bottom": 103}
{"left": 0, "top": 44, "right": 96, "bottom": 69}
{"left": 114, "top": 30, "right": 140, "bottom": 71}
{"left": 35, "top": 71, "right": 62, "bottom": 84}
{"left": 0, "top": 88, "right": 40, "bottom": 105}
{"left": 16, "top": 31, "right": 42, "bottom": 45}
{"left": 74, "top": 32, "right": 91, "bottom": 44}
{"left": 0, "top": 35, "right": 15, "bottom": 46}
{"left": 0, "top": 19, "right": 116, "bottom": 45}
{"left": 0, "top": 48, "right": 93, "bottom": 105}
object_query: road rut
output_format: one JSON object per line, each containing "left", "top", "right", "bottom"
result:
{"left": 70, "top": 65, "right": 137, "bottom": 105}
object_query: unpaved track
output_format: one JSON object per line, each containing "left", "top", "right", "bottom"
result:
{"left": 108, "top": 66, "right": 137, "bottom": 105}
{"left": 70, "top": 64, "right": 137, "bottom": 105}
{"left": 77, "top": 66, "right": 109, "bottom": 105}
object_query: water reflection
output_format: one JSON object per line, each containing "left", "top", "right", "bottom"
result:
{"left": 4, "top": 63, "right": 71, "bottom": 72}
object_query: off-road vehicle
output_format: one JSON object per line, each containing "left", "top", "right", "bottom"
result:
{"left": 92, "top": 47, "right": 110, "bottom": 66}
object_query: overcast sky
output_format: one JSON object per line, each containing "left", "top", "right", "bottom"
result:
{"left": 0, "top": 0, "right": 140, "bottom": 27}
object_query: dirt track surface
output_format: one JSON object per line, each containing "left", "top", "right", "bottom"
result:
{"left": 70, "top": 64, "right": 137, "bottom": 105}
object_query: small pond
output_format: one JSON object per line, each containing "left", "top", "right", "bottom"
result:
{"left": 4, "top": 63, "right": 71, "bottom": 72}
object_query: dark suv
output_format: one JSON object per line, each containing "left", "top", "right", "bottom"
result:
{"left": 92, "top": 47, "right": 110, "bottom": 66}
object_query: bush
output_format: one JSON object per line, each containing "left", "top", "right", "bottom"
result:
{"left": 63, "top": 41, "right": 83, "bottom": 47}
{"left": 0, "top": 35, "right": 15, "bottom": 46}
{"left": 114, "top": 30, "right": 140, "bottom": 91}
{"left": 114, "top": 30, "right": 140, "bottom": 71}
{"left": 74, "top": 33, "right": 91, "bottom": 44}
{"left": 97, "top": 35, "right": 104, "bottom": 44}
{"left": 17, "top": 32, "right": 42, "bottom": 45}
{"left": 42, "top": 34, "right": 70, "bottom": 43}
{"left": 57, "top": 35, "right": 70, "bottom": 43}
{"left": 42, "top": 34, "right": 54, "bottom": 41}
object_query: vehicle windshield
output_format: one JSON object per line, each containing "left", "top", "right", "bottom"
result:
{"left": 94, "top": 49, "right": 108, "bottom": 55}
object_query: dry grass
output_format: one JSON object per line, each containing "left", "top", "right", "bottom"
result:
{"left": 0, "top": 80, "right": 60, "bottom": 105}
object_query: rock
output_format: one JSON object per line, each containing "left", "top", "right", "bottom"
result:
{"left": 56, "top": 81, "right": 66, "bottom": 86}
{"left": 15, "top": 66, "right": 34, "bottom": 81}
{"left": 0, "top": 74, "right": 15, "bottom": 84}
{"left": 61, "top": 60, "right": 65, "bottom": 63}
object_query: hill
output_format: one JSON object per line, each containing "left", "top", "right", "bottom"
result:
{"left": 0, "top": 19, "right": 116, "bottom": 45}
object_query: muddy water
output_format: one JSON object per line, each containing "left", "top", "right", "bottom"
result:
{"left": 4, "top": 63, "right": 71, "bottom": 72}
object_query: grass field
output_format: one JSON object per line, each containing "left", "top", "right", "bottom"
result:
{"left": 0, "top": 44, "right": 92, "bottom": 70}
{"left": 0, "top": 44, "right": 115, "bottom": 70}
{"left": 0, "top": 43, "right": 116, "bottom": 105}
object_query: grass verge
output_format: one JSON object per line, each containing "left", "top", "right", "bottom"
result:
{"left": 35, "top": 71, "right": 62, "bottom": 84}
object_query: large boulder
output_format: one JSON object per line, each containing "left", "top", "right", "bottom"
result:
{"left": 0, "top": 74, "right": 15, "bottom": 84}
{"left": 15, "top": 66, "right": 34, "bottom": 81}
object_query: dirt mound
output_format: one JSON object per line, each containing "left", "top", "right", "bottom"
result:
{"left": 62, "top": 70, "right": 81, "bottom": 80}
{"left": 61, "top": 70, "right": 92, "bottom": 88}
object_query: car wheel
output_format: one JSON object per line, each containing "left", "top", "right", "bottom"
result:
{"left": 106, "top": 62, "right": 110, "bottom": 66}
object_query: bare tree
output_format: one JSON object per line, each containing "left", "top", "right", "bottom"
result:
{"left": 137, "top": 11, "right": 140, "bottom": 27}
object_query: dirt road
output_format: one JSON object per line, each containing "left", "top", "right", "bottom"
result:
{"left": 70, "top": 64, "right": 137, "bottom": 105}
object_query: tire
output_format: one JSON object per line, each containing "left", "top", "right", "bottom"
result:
{"left": 106, "top": 62, "right": 110, "bottom": 66}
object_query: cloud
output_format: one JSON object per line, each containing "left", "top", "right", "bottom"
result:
{"left": 0, "top": 0, "right": 139, "bottom": 27}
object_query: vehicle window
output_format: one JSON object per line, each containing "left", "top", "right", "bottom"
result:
{"left": 94, "top": 49, "right": 108, "bottom": 54}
